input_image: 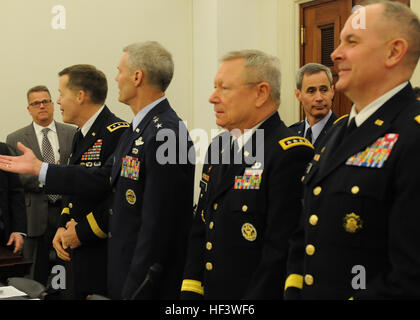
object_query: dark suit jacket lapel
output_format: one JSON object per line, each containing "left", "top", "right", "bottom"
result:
{"left": 295, "top": 121, "right": 305, "bottom": 136}
{"left": 111, "top": 99, "right": 171, "bottom": 183}
{"left": 55, "top": 121, "right": 72, "bottom": 164}
{"left": 312, "top": 85, "right": 412, "bottom": 185}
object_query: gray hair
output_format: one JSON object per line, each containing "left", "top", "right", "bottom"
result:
{"left": 362, "top": 0, "right": 420, "bottom": 67}
{"left": 123, "top": 41, "right": 174, "bottom": 92}
{"left": 295, "top": 63, "right": 333, "bottom": 90}
{"left": 221, "top": 50, "right": 281, "bottom": 106}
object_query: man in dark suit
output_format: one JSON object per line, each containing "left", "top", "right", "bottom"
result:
{"left": 180, "top": 50, "right": 313, "bottom": 299}
{"left": 50, "top": 65, "right": 128, "bottom": 299}
{"left": 6, "top": 85, "right": 75, "bottom": 285}
{"left": 285, "top": 1, "right": 420, "bottom": 299}
{"left": 0, "top": 143, "right": 26, "bottom": 254}
{"left": 0, "top": 42, "right": 194, "bottom": 300}
{"left": 289, "top": 63, "right": 337, "bottom": 148}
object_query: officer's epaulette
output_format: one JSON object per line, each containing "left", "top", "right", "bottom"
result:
{"left": 333, "top": 114, "right": 349, "bottom": 125}
{"left": 279, "top": 136, "right": 314, "bottom": 150}
{"left": 414, "top": 115, "right": 420, "bottom": 125}
{"left": 107, "top": 121, "right": 130, "bottom": 132}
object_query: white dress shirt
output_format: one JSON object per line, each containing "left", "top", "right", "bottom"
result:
{"left": 33, "top": 121, "right": 60, "bottom": 163}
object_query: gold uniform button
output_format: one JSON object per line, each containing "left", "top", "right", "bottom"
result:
{"left": 242, "top": 205, "right": 248, "bottom": 213}
{"left": 69, "top": 203, "right": 73, "bottom": 209}
{"left": 213, "top": 203, "right": 218, "bottom": 210}
{"left": 209, "top": 221, "right": 214, "bottom": 230}
{"left": 351, "top": 186, "right": 360, "bottom": 194}
{"left": 305, "top": 274, "right": 314, "bottom": 286}
{"left": 306, "top": 244, "right": 315, "bottom": 256}
{"left": 206, "top": 262, "right": 213, "bottom": 271}
{"left": 206, "top": 242, "right": 212, "bottom": 250}
{"left": 313, "top": 186, "right": 322, "bottom": 196}
{"left": 309, "top": 215, "right": 318, "bottom": 226}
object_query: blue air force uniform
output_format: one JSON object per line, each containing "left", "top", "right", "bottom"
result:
{"left": 45, "top": 99, "right": 195, "bottom": 299}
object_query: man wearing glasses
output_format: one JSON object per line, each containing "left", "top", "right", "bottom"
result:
{"left": 6, "top": 85, "right": 76, "bottom": 286}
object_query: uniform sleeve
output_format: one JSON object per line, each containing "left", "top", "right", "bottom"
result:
{"left": 243, "top": 144, "right": 313, "bottom": 299}
{"left": 44, "top": 160, "right": 112, "bottom": 197}
{"left": 74, "top": 203, "right": 109, "bottom": 243}
{"left": 180, "top": 177, "right": 208, "bottom": 300}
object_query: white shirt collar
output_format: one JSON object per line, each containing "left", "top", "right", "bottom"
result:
{"left": 33, "top": 120, "right": 57, "bottom": 134}
{"left": 80, "top": 105, "right": 105, "bottom": 136}
{"left": 348, "top": 82, "right": 408, "bottom": 127}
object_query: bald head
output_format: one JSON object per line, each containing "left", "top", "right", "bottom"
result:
{"left": 331, "top": 1, "right": 420, "bottom": 109}
{"left": 362, "top": 0, "right": 420, "bottom": 68}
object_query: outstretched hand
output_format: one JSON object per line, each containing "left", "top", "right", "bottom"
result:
{"left": 0, "top": 142, "right": 43, "bottom": 176}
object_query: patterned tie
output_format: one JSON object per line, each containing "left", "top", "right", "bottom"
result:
{"left": 41, "top": 128, "right": 60, "bottom": 203}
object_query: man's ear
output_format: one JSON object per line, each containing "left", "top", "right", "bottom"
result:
{"left": 385, "top": 38, "right": 408, "bottom": 68}
{"left": 255, "top": 82, "right": 270, "bottom": 107}
{"left": 76, "top": 90, "right": 86, "bottom": 104}
{"left": 295, "top": 89, "right": 302, "bottom": 102}
{"left": 133, "top": 70, "right": 144, "bottom": 87}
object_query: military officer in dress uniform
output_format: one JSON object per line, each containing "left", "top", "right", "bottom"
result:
{"left": 180, "top": 50, "right": 313, "bottom": 299}
{"left": 50, "top": 65, "right": 128, "bottom": 299}
{"left": 0, "top": 42, "right": 195, "bottom": 300}
{"left": 284, "top": 1, "right": 420, "bottom": 299}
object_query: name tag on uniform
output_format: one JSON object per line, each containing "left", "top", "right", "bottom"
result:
{"left": 234, "top": 169, "right": 263, "bottom": 190}
{"left": 121, "top": 155, "right": 140, "bottom": 180}
{"left": 346, "top": 133, "right": 399, "bottom": 168}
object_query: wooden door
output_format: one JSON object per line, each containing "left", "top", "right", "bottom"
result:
{"left": 299, "top": 0, "right": 410, "bottom": 119}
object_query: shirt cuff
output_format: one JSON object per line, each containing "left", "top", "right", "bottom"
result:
{"left": 39, "top": 162, "right": 49, "bottom": 185}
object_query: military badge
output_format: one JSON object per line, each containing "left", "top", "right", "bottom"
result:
{"left": 346, "top": 133, "right": 399, "bottom": 168}
{"left": 242, "top": 223, "right": 257, "bottom": 241}
{"left": 132, "top": 148, "right": 139, "bottom": 155}
{"left": 251, "top": 162, "right": 262, "bottom": 169}
{"left": 135, "top": 137, "right": 144, "bottom": 146}
{"left": 107, "top": 121, "right": 130, "bottom": 132}
{"left": 343, "top": 213, "right": 363, "bottom": 233}
{"left": 81, "top": 139, "right": 103, "bottom": 161}
{"left": 121, "top": 155, "right": 140, "bottom": 180}
{"left": 125, "top": 189, "right": 137, "bottom": 205}
{"left": 234, "top": 169, "right": 263, "bottom": 190}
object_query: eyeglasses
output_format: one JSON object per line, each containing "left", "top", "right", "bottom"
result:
{"left": 29, "top": 99, "right": 52, "bottom": 107}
